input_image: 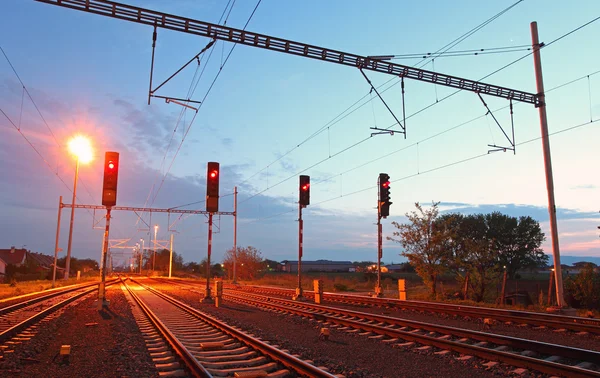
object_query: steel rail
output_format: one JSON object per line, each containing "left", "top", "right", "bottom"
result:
{"left": 122, "top": 279, "right": 212, "bottom": 378}
{"left": 0, "top": 279, "right": 119, "bottom": 343}
{"left": 133, "top": 279, "right": 338, "bottom": 378}
{"left": 224, "top": 290, "right": 600, "bottom": 378}
{"left": 232, "top": 284, "right": 600, "bottom": 333}
{"left": 0, "top": 280, "right": 114, "bottom": 315}
{"left": 35, "top": 0, "right": 539, "bottom": 106}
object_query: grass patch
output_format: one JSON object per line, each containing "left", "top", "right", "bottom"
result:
{"left": 0, "top": 277, "right": 99, "bottom": 301}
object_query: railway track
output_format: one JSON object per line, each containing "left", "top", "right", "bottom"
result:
{"left": 0, "top": 279, "right": 118, "bottom": 344}
{"left": 124, "top": 278, "right": 338, "bottom": 377}
{"left": 228, "top": 283, "right": 600, "bottom": 334}
{"left": 220, "top": 288, "right": 600, "bottom": 378}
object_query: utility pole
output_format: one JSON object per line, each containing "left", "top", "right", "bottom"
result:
{"left": 531, "top": 21, "right": 565, "bottom": 308}
{"left": 169, "top": 232, "right": 174, "bottom": 278}
{"left": 52, "top": 196, "right": 63, "bottom": 288}
{"left": 233, "top": 186, "right": 238, "bottom": 284}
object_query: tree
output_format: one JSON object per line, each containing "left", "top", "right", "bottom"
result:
{"left": 490, "top": 213, "right": 547, "bottom": 278}
{"left": 441, "top": 212, "right": 547, "bottom": 302}
{"left": 222, "top": 246, "right": 264, "bottom": 281}
{"left": 564, "top": 263, "right": 600, "bottom": 309}
{"left": 461, "top": 214, "right": 501, "bottom": 302}
{"left": 387, "top": 202, "right": 449, "bottom": 297}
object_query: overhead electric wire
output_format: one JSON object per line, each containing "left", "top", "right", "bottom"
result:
{"left": 169, "top": 192, "right": 235, "bottom": 210}
{"left": 146, "top": 0, "right": 262, "bottom": 210}
{"left": 390, "top": 47, "right": 531, "bottom": 60}
{"left": 0, "top": 107, "right": 95, "bottom": 216}
{"left": 236, "top": 0, "right": 524, "bottom": 188}
{"left": 243, "top": 117, "right": 599, "bottom": 224}
{"left": 238, "top": 12, "right": 600, "bottom": 204}
{"left": 135, "top": 0, "right": 243, "bottom": 226}
{"left": 1, "top": 45, "right": 99, "bottom": 210}
{"left": 240, "top": 64, "right": 600, "bottom": 212}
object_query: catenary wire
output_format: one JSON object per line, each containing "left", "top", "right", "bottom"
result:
{"left": 135, "top": 0, "right": 238, "bottom": 225}
{"left": 236, "top": 0, "right": 524, "bottom": 188}
{"left": 0, "top": 44, "right": 100, "bottom": 207}
{"left": 237, "top": 13, "right": 600, "bottom": 204}
{"left": 145, "top": 0, "right": 262, "bottom": 213}
{"left": 242, "top": 117, "right": 599, "bottom": 224}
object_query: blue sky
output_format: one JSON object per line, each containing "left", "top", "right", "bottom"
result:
{"left": 1, "top": 0, "right": 599, "bottom": 268}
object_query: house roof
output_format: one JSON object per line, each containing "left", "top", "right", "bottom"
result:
{"left": 27, "top": 251, "right": 55, "bottom": 267}
{"left": 385, "top": 264, "right": 405, "bottom": 269}
{"left": 0, "top": 248, "right": 27, "bottom": 265}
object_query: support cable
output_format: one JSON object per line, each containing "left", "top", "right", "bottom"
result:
{"left": 236, "top": 0, "right": 524, "bottom": 187}
{"left": 244, "top": 117, "right": 599, "bottom": 224}
{"left": 239, "top": 69, "right": 600, "bottom": 205}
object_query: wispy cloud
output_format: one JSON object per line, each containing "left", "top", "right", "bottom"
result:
{"left": 571, "top": 184, "right": 597, "bottom": 190}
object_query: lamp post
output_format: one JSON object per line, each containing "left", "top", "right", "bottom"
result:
{"left": 64, "top": 135, "right": 93, "bottom": 280}
{"left": 153, "top": 225, "right": 158, "bottom": 272}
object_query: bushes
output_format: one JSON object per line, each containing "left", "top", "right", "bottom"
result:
{"left": 564, "top": 264, "right": 600, "bottom": 309}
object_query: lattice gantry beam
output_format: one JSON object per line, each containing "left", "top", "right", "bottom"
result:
{"left": 36, "top": 0, "right": 540, "bottom": 106}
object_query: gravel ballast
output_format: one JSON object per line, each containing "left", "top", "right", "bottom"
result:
{"left": 150, "top": 282, "right": 517, "bottom": 378}
{"left": 0, "top": 284, "right": 159, "bottom": 378}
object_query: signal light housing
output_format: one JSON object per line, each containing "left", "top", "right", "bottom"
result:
{"left": 206, "top": 162, "right": 220, "bottom": 212}
{"left": 102, "top": 151, "right": 120, "bottom": 207}
{"left": 379, "top": 173, "right": 391, "bottom": 218}
{"left": 299, "top": 175, "right": 310, "bottom": 207}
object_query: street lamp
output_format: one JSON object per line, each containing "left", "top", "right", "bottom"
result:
{"left": 153, "top": 225, "right": 158, "bottom": 272}
{"left": 64, "top": 135, "right": 93, "bottom": 280}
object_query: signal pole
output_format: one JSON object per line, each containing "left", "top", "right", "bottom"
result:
{"left": 168, "top": 232, "right": 174, "bottom": 278}
{"left": 98, "top": 207, "right": 111, "bottom": 310}
{"left": 376, "top": 210, "right": 383, "bottom": 297}
{"left": 375, "top": 175, "right": 383, "bottom": 297}
{"left": 296, "top": 202, "right": 304, "bottom": 300}
{"left": 204, "top": 213, "right": 214, "bottom": 302}
{"left": 375, "top": 173, "right": 390, "bottom": 297}
{"left": 233, "top": 186, "right": 238, "bottom": 283}
{"left": 531, "top": 21, "right": 565, "bottom": 308}
{"left": 295, "top": 175, "right": 310, "bottom": 300}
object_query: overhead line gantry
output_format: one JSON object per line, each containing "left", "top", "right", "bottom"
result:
{"left": 36, "top": 0, "right": 539, "bottom": 108}
{"left": 35, "top": 0, "right": 567, "bottom": 308}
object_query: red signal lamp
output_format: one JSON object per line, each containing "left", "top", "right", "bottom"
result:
{"left": 302, "top": 184, "right": 310, "bottom": 191}
{"left": 382, "top": 181, "right": 390, "bottom": 188}
{"left": 209, "top": 170, "right": 218, "bottom": 178}
{"left": 108, "top": 162, "right": 115, "bottom": 169}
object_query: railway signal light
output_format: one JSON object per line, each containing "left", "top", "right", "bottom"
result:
{"left": 299, "top": 175, "right": 310, "bottom": 207}
{"left": 102, "top": 152, "right": 120, "bottom": 207}
{"left": 379, "top": 173, "right": 391, "bottom": 218}
{"left": 206, "top": 162, "right": 220, "bottom": 212}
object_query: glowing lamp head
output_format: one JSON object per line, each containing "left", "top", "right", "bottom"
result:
{"left": 209, "top": 170, "right": 218, "bottom": 179}
{"left": 382, "top": 181, "right": 390, "bottom": 188}
{"left": 68, "top": 135, "right": 93, "bottom": 164}
{"left": 108, "top": 161, "right": 115, "bottom": 169}
{"left": 302, "top": 184, "right": 309, "bottom": 191}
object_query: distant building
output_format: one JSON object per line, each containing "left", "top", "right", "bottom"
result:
{"left": 385, "top": 264, "right": 405, "bottom": 273}
{"left": 27, "top": 251, "right": 55, "bottom": 270}
{"left": 281, "top": 260, "right": 354, "bottom": 273}
{"left": 0, "top": 247, "right": 27, "bottom": 276}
